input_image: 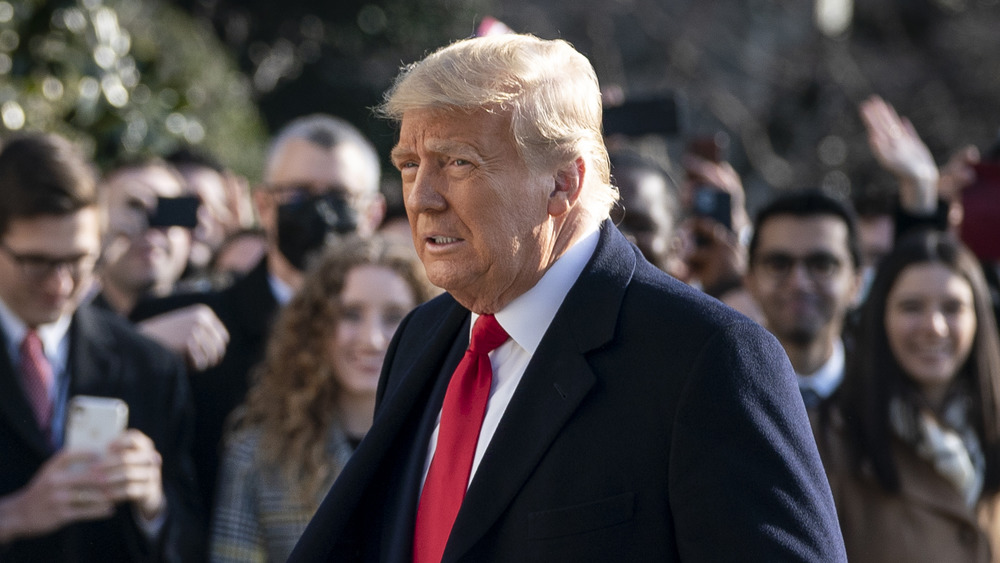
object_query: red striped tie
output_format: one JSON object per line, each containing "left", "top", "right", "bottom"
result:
{"left": 20, "top": 330, "right": 54, "bottom": 438}
{"left": 413, "top": 314, "right": 509, "bottom": 563}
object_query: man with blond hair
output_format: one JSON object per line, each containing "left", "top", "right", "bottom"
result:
{"left": 291, "top": 34, "right": 845, "bottom": 562}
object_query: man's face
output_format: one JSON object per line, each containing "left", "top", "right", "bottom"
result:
{"left": 256, "top": 138, "right": 383, "bottom": 242}
{"left": 0, "top": 209, "right": 101, "bottom": 327}
{"left": 391, "top": 107, "right": 560, "bottom": 313}
{"left": 615, "top": 168, "right": 675, "bottom": 272}
{"left": 745, "top": 215, "right": 860, "bottom": 346}
{"left": 101, "top": 165, "right": 192, "bottom": 295}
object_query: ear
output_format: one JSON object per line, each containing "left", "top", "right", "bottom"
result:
{"left": 848, "top": 268, "right": 865, "bottom": 308}
{"left": 547, "top": 157, "right": 586, "bottom": 217}
{"left": 252, "top": 187, "right": 276, "bottom": 237}
{"left": 361, "top": 193, "right": 387, "bottom": 236}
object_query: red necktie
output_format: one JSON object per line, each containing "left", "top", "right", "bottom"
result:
{"left": 413, "top": 314, "right": 509, "bottom": 563}
{"left": 20, "top": 330, "right": 54, "bottom": 438}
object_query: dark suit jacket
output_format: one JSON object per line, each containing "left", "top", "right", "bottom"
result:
{"left": 0, "top": 304, "right": 202, "bottom": 562}
{"left": 131, "top": 257, "right": 278, "bottom": 512}
{"left": 290, "top": 222, "right": 847, "bottom": 562}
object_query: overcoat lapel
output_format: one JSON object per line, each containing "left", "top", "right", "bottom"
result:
{"left": 444, "top": 223, "right": 637, "bottom": 560}
{"left": 298, "top": 299, "right": 471, "bottom": 561}
{"left": 380, "top": 317, "right": 471, "bottom": 561}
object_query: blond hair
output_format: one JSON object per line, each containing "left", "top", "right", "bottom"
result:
{"left": 379, "top": 34, "right": 617, "bottom": 220}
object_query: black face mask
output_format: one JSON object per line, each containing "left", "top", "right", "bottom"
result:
{"left": 276, "top": 192, "right": 359, "bottom": 270}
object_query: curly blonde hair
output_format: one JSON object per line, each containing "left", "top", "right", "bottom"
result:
{"left": 235, "top": 234, "right": 436, "bottom": 505}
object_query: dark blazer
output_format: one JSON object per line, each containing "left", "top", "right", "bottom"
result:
{"left": 290, "top": 223, "right": 847, "bottom": 562}
{"left": 0, "top": 304, "right": 202, "bottom": 562}
{"left": 131, "top": 257, "right": 279, "bottom": 512}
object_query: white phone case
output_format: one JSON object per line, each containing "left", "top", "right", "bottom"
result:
{"left": 65, "top": 395, "right": 129, "bottom": 452}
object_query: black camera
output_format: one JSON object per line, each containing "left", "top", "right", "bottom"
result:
{"left": 147, "top": 196, "right": 200, "bottom": 228}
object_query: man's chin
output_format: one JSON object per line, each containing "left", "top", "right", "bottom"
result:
{"left": 783, "top": 328, "right": 824, "bottom": 347}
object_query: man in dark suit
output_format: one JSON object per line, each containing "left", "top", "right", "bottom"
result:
{"left": 0, "top": 134, "right": 201, "bottom": 561}
{"left": 131, "top": 114, "right": 387, "bottom": 513}
{"left": 290, "top": 34, "right": 846, "bottom": 562}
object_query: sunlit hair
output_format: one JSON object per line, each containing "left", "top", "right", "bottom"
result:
{"left": 266, "top": 114, "right": 381, "bottom": 196}
{"left": 0, "top": 133, "right": 96, "bottom": 236}
{"left": 378, "top": 33, "right": 617, "bottom": 222}
{"left": 234, "top": 234, "right": 436, "bottom": 506}
{"left": 749, "top": 189, "right": 862, "bottom": 270}
{"left": 837, "top": 229, "right": 1000, "bottom": 495}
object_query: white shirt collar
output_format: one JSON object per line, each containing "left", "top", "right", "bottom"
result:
{"left": 0, "top": 296, "right": 73, "bottom": 363}
{"left": 472, "top": 227, "right": 601, "bottom": 355}
{"left": 267, "top": 271, "right": 295, "bottom": 306}
{"left": 797, "top": 338, "right": 845, "bottom": 399}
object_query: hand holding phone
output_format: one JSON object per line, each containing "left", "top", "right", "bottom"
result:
{"left": 692, "top": 186, "right": 733, "bottom": 231}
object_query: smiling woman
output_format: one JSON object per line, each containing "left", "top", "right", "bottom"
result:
{"left": 816, "top": 228, "right": 1000, "bottom": 562}
{"left": 209, "top": 234, "right": 436, "bottom": 563}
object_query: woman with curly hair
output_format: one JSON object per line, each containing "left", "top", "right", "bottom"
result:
{"left": 209, "top": 235, "right": 436, "bottom": 562}
{"left": 817, "top": 229, "right": 1000, "bottom": 561}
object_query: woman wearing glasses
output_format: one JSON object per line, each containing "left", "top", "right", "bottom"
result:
{"left": 816, "top": 229, "right": 1000, "bottom": 562}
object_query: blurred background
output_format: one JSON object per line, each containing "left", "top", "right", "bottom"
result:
{"left": 2, "top": 0, "right": 997, "bottom": 210}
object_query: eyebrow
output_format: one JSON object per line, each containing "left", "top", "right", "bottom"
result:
{"left": 390, "top": 139, "right": 483, "bottom": 165}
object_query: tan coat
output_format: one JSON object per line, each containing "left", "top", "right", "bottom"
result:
{"left": 815, "top": 413, "right": 1000, "bottom": 562}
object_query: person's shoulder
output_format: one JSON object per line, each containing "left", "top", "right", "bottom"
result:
{"left": 77, "top": 303, "right": 185, "bottom": 368}
{"left": 222, "top": 425, "right": 264, "bottom": 462}
{"left": 627, "top": 259, "right": 757, "bottom": 330}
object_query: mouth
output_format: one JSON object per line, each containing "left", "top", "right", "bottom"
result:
{"left": 426, "top": 235, "right": 463, "bottom": 247}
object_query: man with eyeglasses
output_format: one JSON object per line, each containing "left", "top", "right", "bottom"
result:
{"left": 0, "top": 134, "right": 202, "bottom": 560}
{"left": 744, "top": 190, "right": 863, "bottom": 410}
{"left": 132, "top": 113, "right": 386, "bottom": 519}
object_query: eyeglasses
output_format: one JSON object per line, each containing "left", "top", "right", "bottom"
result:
{"left": 754, "top": 251, "right": 843, "bottom": 280}
{"left": 0, "top": 242, "right": 98, "bottom": 281}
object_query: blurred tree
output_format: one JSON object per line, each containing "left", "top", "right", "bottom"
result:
{"left": 486, "top": 0, "right": 1000, "bottom": 210}
{"left": 0, "top": 0, "right": 266, "bottom": 178}
{"left": 169, "top": 0, "right": 490, "bottom": 171}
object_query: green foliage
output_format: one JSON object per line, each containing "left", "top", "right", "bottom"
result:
{"left": 0, "top": 0, "right": 266, "bottom": 179}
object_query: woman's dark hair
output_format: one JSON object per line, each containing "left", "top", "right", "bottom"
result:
{"left": 838, "top": 229, "right": 1000, "bottom": 494}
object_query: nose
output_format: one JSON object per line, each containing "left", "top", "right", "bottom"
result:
{"left": 405, "top": 164, "right": 447, "bottom": 214}
{"left": 783, "top": 262, "right": 814, "bottom": 288}
{"left": 358, "top": 313, "right": 390, "bottom": 350}
{"left": 41, "top": 264, "right": 77, "bottom": 296}
{"left": 926, "top": 310, "right": 949, "bottom": 336}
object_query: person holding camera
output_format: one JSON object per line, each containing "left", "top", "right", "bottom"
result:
{"left": 131, "top": 114, "right": 387, "bottom": 525}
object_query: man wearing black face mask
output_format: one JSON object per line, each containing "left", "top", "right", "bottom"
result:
{"left": 132, "top": 115, "right": 385, "bottom": 530}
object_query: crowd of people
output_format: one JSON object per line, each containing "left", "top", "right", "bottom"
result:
{"left": 0, "top": 30, "right": 998, "bottom": 563}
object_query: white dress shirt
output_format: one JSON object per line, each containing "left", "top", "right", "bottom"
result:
{"left": 796, "top": 338, "right": 845, "bottom": 401}
{"left": 422, "top": 227, "right": 601, "bottom": 490}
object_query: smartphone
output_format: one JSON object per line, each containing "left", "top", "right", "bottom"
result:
{"left": 65, "top": 396, "right": 129, "bottom": 452}
{"left": 148, "top": 195, "right": 200, "bottom": 229}
{"left": 692, "top": 185, "right": 732, "bottom": 230}
{"left": 603, "top": 94, "right": 684, "bottom": 137}
{"left": 960, "top": 162, "right": 1000, "bottom": 261}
